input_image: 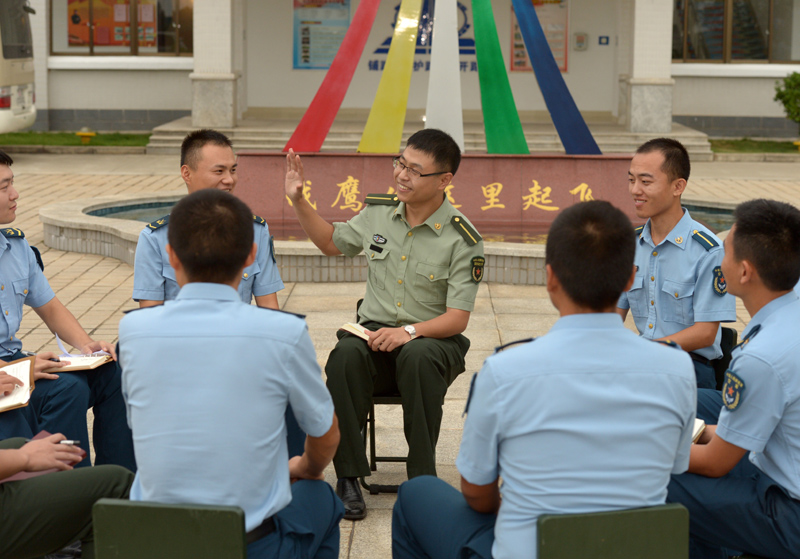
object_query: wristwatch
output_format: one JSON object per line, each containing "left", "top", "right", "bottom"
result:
{"left": 404, "top": 325, "right": 417, "bottom": 340}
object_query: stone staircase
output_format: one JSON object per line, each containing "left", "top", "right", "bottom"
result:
{"left": 147, "top": 109, "right": 713, "bottom": 161}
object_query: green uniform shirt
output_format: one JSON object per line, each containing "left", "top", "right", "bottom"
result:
{"left": 332, "top": 196, "right": 484, "bottom": 326}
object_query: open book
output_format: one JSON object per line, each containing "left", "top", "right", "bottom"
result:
{"left": 0, "top": 356, "right": 35, "bottom": 413}
{"left": 339, "top": 322, "right": 371, "bottom": 342}
{"left": 692, "top": 418, "right": 706, "bottom": 443}
{"left": 42, "top": 354, "right": 112, "bottom": 374}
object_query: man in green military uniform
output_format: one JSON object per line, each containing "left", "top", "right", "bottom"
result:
{"left": 285, "top": 129, "right": 484, "bottom": 520}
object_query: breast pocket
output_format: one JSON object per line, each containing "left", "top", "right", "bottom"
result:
{"left": 662, "top": 279, "right": 695, "bottom": 324}
{"left": 12, "top": 277, "right": 29, "bottom": 307}
{"left": 627, "top": 275, "right": 647, "bottom": 318}
{"left": 367, "top": 250, "right": 390, "bottom": 290}
{"left": 415, "top": 263, "right": 450, "bottom": 304}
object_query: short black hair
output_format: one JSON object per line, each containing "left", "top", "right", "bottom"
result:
{"left": 732, "top": 199, "right": 800, "bottom": 291}
{"left": 0, "top": 150, "right": 13, "bottom": 166}
{"left": 635, "top": 138, "right": 690, "bottom": 182}
{"left": 167, "top": 189, "right": 254, "bottom": 284}
{"left": 546, "top": 200, "right": 635, "bottom": 311}
{"left": 180, "top": 129, "right": 233, "bottom": 169}
{"left": 406, "top": 129, "right": 461, "bottom": 176}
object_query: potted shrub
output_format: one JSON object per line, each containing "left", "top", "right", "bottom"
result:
{"left": 774, "top": 72, "right": 800, "bottom": 141}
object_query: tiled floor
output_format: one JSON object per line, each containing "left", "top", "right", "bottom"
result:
{"left": 9, "top": 153, "right": 799, "bottom": 558}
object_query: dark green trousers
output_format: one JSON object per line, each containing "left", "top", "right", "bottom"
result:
{"left": 0, "top": 438, "right": 134, "bottom": 559}
{"left": 325, "top": 323, "right": 469, "bottom": 479}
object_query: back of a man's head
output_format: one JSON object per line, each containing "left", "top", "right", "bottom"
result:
{"left": 732, "top": 199, "right": 800, "bottom": 292}
{"left": 546, "top": 200, "right": 635, "bottom": 311}
{"left": 406, "top": 129, "right": 461, "bottom": 176}
{"left": 180, "top": 129, "right": 233, "bottom": 169}
{"left": 168, "top": 189, "right": 254, "bottom": 284}
{"left": 635, "top": 137, "right": 691, "bottom": 183}
{"left": 0, "top": 150, "right": 13, "bottom": 167}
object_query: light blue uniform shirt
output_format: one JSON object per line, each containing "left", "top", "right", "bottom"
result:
{"left": 119, "top": 283, "right": 333, "bottom": 531}
{"left": 0, "top": 232, "right": 55, "bottom": 358}
{"left": 456, "top": 313, "right": 696, "bottom": 559}
{"left": 132, "top": 217, "right": 284, "bottom": 304}
{"left": 794, "top": 280, "right": 800, "bottom": 296}
{"left": 618, "top": 209, "right": 736, "bottom": 360}
{"left": 716, "top": 291, "right": 800, "bottom": 500}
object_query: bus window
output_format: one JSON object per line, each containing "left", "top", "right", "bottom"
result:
{"left": 0, "top": 0, "right": 36, "bottom": 133}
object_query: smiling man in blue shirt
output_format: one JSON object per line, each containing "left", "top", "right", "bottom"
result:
{"left": 618, "top": 138, "right": 736, "bottom": 388}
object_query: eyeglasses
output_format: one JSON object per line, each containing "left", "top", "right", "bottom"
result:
{"left": 392, "top": 157, "right": 450, "bottom": 179}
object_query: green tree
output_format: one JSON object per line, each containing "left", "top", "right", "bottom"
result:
{"left": 775, "top": 72, "right": 800, "bottom": 134}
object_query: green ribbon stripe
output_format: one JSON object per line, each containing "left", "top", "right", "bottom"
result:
{"left": 471, "top": 0, "right": 529, "bottom": 155}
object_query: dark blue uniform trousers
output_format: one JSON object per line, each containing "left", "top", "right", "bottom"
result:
{"left": 667, "top": 389, "right": 800, "bottom": 559}
{"left": 392, "top": 476, "right": 496, "bottom": 559}
{"left": 0, "top": 351, "right": 135, "bottom": 470}
{"left": 692, "top": 359, "right": 716, "bottom": 390}
{"left": 246, "top": 480, "right": 345, "bottom": 559}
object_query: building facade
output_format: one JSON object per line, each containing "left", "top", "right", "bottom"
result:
{"left": 29, "top": 0, "right": 800, "bottom": 137}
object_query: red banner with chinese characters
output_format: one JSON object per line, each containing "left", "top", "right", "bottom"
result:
{"left": 235, "top": 153, "right": 636, "bottom": 242}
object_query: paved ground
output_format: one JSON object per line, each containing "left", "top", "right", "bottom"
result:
{"left": 8, "top": 153, "right": 800, "bottom": 558}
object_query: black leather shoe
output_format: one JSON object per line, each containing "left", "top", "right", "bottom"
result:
{"left": 336, "top": 477, "right": 367, "bottom": 520}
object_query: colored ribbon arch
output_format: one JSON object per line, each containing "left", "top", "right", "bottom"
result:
{"left": 511, "top": 0, "right": 601, "bottom": 155}
{"left": 358, "top": 0, "right": 424, "bottom": 153}
{"left": 284, "top": 0, "right": 381, "bottom": 153}
{"left": 471, "top": 0, "right": 530, "bottom": 154}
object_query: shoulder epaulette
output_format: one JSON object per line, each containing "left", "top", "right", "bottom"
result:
{"left": 30, "top": 246, "right": 44, "bottom": 271}
{"left": 493, "top": 337, "right": 535, "bottom": 353}
{"left": 634, "top": 225, "right": 644, "bottom": 237}
{"left": 451, "top": 216, "right": 482, "bottom": 246}
{"left": 365, "top": 193, "right": 400, "bottom": 206}
{"left": 655, "top": 339, "right": 680, "bottom": 349}
{"left": 253, "top": 214, "right": 266, "bottom": 226}
{"left": 123, "top": 307, "right": 149, "bottom": 314}
{"left": 734, "top": 324, "right": 761, "bottom": 350}
{"left": 258, "top": 307, "right": 306, "bottom": 320}
{"left": 1, "top": 227, "right": 24, "bottom": 239}
{"left": 146, "top": 215, "right": 169, "bottom": 231}
{"left": 691, "top": 229, "right": 718, "bottom": 251}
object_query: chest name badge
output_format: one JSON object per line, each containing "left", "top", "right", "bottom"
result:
{"left": 471, "top": 256, "right": 485, "bottom": 284}
{"left": 373, "top": 234, "right": 387, "bottom": 245}
{"left": 713, "top": 266, "right": 727, "bottom": 296}
{"left": 722, "top": 370, "right": 746, "bottom": 411}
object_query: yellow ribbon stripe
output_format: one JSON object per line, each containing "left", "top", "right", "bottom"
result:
{"left": 358, "top": 0, "right": 423, "bottom": 153}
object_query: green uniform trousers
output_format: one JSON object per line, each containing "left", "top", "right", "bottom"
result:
{"left": 325, "top": 323, "right": 469, "bottom": 479}
{"left": 0, "top": 438, "right": 134, "bottom": 559}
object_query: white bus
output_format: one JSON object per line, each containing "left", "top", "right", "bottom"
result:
{"left": 0, "top": 0, "right": 35, "bottom": 133}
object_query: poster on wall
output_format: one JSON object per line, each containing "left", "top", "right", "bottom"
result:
{"left": 293, "top": 0, "right": 351, "bottom": 70}
{"left": 511, "top": 0, "right": 568, "bottom": 73}
{"left": 68, "top": 0, "right": 156, "bottom": 47}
